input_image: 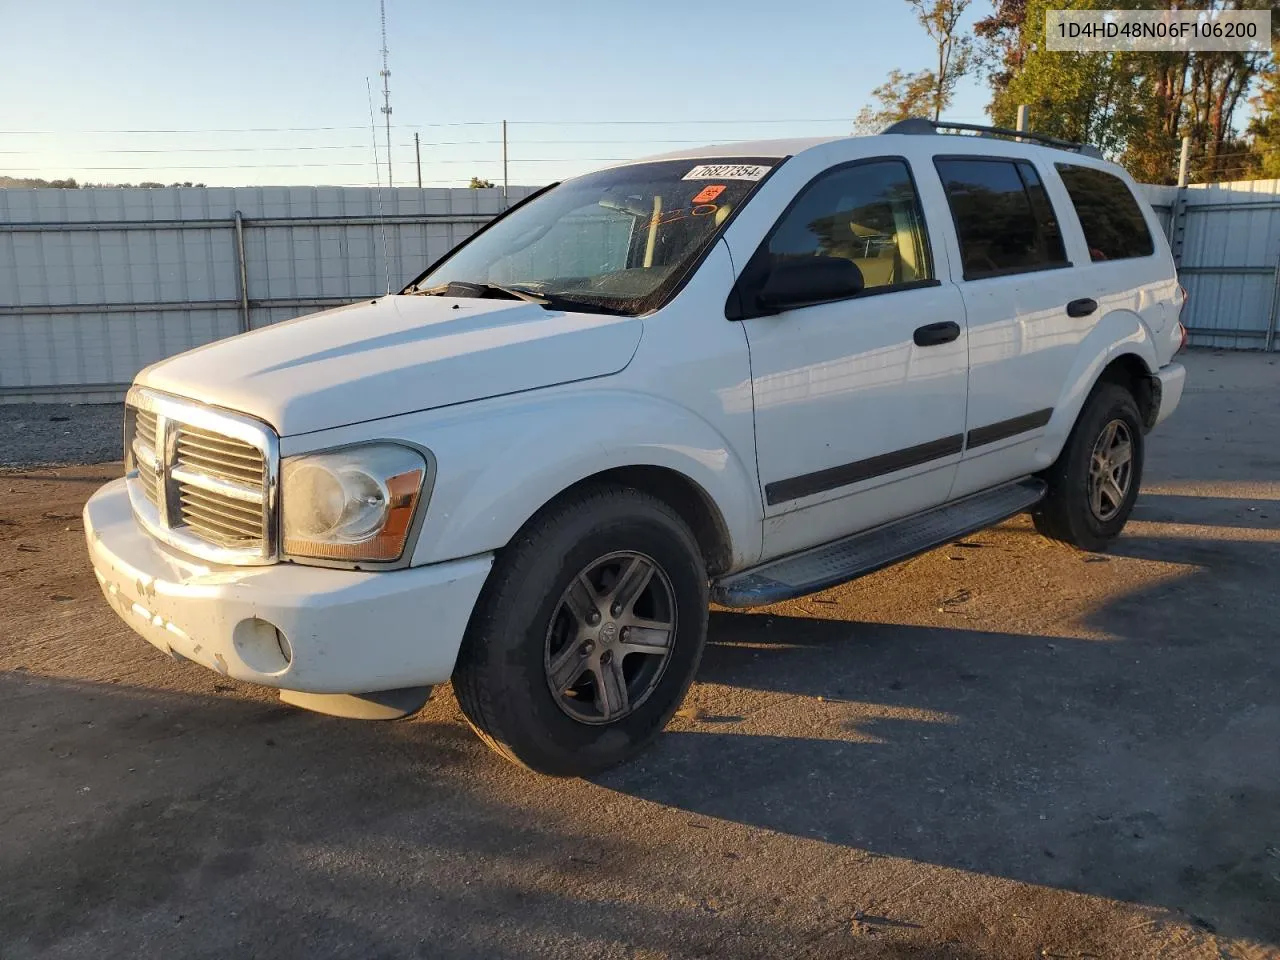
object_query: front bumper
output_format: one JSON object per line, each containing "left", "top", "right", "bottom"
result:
{"left": 1153, "top": 361, "right": 1186, "bottom": 427}
{"left": 85, "top": 478, "right": 492, "bottom": 695}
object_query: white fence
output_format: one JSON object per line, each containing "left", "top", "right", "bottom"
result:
{"left": 0, "top": 185, "right": 537, "bottom": 402}
{"left": 1, "top": 178, "right": 1277, "bottom": 403}
{"left": 1140, "top": 180, "right": 1280, "bottom": 351}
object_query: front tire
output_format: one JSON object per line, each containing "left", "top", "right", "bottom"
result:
{"left": 452, "top": 485, "right": 708, "bottom": 776}
{"left": 1033, "top": 382, "right": 1144, "bottom": 551}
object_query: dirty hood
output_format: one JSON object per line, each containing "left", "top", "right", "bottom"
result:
{"left": 136, "top": 295, "right": 643, "bottom": 435}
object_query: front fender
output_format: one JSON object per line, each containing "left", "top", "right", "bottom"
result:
{"left": 407, "top": 389, "right": 763, "bottom": 568}
{"left": 1033, "top": 308, "right": 1158, "bottom": 469}
{"left": 279, "top": 386, "right": 764, "bottom": 571}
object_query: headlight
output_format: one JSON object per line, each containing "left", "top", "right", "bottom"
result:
{"left": 281, "top": 443, "right": 429, "bottom": 563}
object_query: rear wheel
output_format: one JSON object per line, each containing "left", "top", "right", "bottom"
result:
{"left": 1033, "top": 383, "right": 1144, "bottom": 551}
{"left": 452, "top": 485, "right": 708, "bottom": 776}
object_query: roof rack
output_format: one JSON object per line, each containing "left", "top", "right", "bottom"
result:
{"left": 880, "top": 117, "right": 1104, "bottom": 160}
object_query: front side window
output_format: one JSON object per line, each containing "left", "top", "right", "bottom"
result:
{"left": 935, "top": 157, "right": 1068, "bottom": 279}
{"left": 406, "top": 158, "right": 779, "bottom": 316}
{"left": 764, "top": 158, "right": 934, "bottom": 292}
{"left": 1056, "top": 163, "right": 1155, "bottom": 261}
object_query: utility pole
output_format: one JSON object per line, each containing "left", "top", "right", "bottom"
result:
{"left": 502, "top": 120, "right": 509, "bottom": 205}
{"left": 1177, "top": 135, "right": 1191, "bottom": 187}
{"left": 414, "top": 132, "right": 422, "bottom": 188}
{"left": 1016, "top": 104, "right": 1029, "bottom": 137}
{"left": 379, "top": 0, "right": 393, "bottom": 187}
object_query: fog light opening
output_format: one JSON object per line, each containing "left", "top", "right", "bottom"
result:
{"left": 232, "top": 617, "right": 293, "bottom": 675}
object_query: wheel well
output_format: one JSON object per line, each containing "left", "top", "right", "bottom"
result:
{"left": 553, "top": 466, "right": 734, "bottom": 576}
{"left": 1096, "top": 354, "right": 1157, "bottom": 428}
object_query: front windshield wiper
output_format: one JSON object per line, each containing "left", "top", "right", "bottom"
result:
{"left": 536, "top": 292, "right": 633, "bottom": 317}
{"left": 409, "top": 280, "right": 549, "bottom": 304}
{"left": 408, "top": 280, "right": 632, "bottom": 317}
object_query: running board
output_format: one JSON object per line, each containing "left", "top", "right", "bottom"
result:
{"left": 711, "top": 478, "right": 1046, "bottom": 608}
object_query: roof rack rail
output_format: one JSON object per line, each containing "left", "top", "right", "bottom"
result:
{"left": 880, "top": 117, "right": 1104, "bottom": 160}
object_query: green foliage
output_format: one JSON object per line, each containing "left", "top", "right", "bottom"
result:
{"left": 975, "top": 0, "right": 1279, "bottom": 184}
{"left": 469, "top": 177, "right": 496, "bottom": 189}
{"left": 991, "top": 0, "right": 1156, "bottom": 158}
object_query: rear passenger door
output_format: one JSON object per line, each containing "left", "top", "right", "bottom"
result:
{"left": 932, "top": 155, "right": 1082, "bottom": 499}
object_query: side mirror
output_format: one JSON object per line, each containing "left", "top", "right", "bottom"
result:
{"left": 756, "top": 256, "right": 864, "bottom": 312}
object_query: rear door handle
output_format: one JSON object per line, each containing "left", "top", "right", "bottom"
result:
{"left": 913, "top": 321, "right": 961, "bottom": 347}
{"left": 1066, "top": 297, "right": 1098, "bottom": 318}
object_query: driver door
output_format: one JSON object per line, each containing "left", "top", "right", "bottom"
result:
{"left": 731, "top": 157, "right": 970, "bottom": 559}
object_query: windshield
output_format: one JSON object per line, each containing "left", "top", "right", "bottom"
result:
{"left": 406, "top": 158, "right": 781, "bottom": 316}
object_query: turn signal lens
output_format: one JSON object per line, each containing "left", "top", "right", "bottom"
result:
{"left": 281, "top": 444, "right": 427, "bottom": 563}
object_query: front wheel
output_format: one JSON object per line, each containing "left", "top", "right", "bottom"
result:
{"left": 452, "top": 485, "right": 708, "bottom": 776}
{"left": 1033, "top": 382, "right": 1144, "bottom": 551}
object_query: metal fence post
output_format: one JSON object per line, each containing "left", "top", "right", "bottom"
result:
{"left": 233, "top": 211, "right": 250, "bottom": 332}
{"left": 1267, "top": 251, "right": 1280, "bottom": 353}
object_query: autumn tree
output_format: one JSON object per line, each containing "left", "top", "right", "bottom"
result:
{"left": 854, "top": 0, "right": 974, "bottom": 132}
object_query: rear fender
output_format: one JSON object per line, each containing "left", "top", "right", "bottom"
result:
{"left": 1032, "top": 308, "right": 1157, "bottom": 469}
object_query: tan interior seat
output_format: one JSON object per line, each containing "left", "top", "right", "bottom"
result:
{"left": 849, "top": 220, "right": 899, "bottom": 288}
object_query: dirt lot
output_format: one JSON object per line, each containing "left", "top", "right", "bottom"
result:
{"left": 2, "top": 349, "right": 1278, "bottom": 960}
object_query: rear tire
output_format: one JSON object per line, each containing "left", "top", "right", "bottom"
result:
{"left": 1033, "top": 382, "right": 1144, "bottom": 551}
{"left": 452, "top": 485, "right": 708, "bottom": 776}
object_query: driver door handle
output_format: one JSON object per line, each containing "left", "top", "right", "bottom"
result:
{"left": 913, "top": 321, "right": 961, "bottom": 347}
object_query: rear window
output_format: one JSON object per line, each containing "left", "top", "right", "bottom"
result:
{"left": 935, "top": 157, "right": 1069, "bottom": 280}
{"left": 1055, "top": 164, "right": 1155, "bottom": 262}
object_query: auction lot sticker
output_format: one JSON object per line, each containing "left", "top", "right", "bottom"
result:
{"left": 1047, "top": 9, "right": 1271, "bottom": 52}
{"left": 683, "top": 164, "right": 771, "bottom": 181}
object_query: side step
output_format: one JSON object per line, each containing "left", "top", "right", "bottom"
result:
{"left": 711, "top": 478, "right": 1046, "bottom": 608}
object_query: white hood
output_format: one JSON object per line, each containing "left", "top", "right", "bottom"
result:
{"left": 137, "top": 295, "right": 643, "bottom": 435}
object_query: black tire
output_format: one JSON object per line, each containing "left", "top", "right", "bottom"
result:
{"left": 452, "top": 484, "right": 708, "bottom": 776}
{"left": 1033, "top": 382, "right": 1144, "bottom": 551}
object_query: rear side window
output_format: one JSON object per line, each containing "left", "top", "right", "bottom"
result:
{"left": 1055, "top": 164, "right": 1155, "bottom": 261}
{"left": 935, "top": 157, "right": 1069, "bottom": 280}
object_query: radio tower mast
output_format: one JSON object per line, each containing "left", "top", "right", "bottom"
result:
{"left": 379, "top": 0, "right": 393, "bottom": 187}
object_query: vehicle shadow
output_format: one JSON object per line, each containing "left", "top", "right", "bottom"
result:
{"left": 0, "top": 671, "right": 999, "bottom": 960}
{"left": 597, "top": 533, "right": 1280, "bottom": 947}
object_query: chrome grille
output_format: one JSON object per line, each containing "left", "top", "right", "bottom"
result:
{"left": 176, "top": 427, "right": 265, "bottom": 486}
{"left": 130, "top": 408, "right": 162, "bottom": 509}
{"left": 123, "top": 387, "right": 279, "bottom": 565}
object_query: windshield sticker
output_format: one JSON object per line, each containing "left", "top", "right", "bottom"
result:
{"left": 691, "top": 184, "right": 727, "bottom": 204}
{"left": 683, "top": 164, "right": 771, "bottom": 181}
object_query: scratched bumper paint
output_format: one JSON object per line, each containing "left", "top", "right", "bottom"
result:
{"left": 84, "top": 479, "right": 493, "bottom": 695}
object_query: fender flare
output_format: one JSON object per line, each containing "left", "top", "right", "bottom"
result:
{"left": 1033, "top": 308, "right": 1157, "bottom": 470}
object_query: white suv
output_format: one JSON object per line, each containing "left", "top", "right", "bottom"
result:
{"left": 85, "top": 120, "right": 1186, "bottom": 775}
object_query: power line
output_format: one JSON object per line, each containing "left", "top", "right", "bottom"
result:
{"left": 0, "top": 117, "right": 862, "bottom": 135}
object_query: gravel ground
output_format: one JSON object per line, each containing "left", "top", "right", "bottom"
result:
{"left": 2, "top": 350, "right": 1279, "bottom": 959}
{"left": 0, "top": 403, "right": 123, "bottom": 468}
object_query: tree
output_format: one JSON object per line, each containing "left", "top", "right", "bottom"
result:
{"left": 910, "top": 0, "right": 975, "bottom": 121}
{"left": 854, "top": 0, "right": 974, "bottom": 132}
{"left": 1246, "top": 42, "right": 1280, "bottom": 177}
{"left": 469, "top": 176, "right": 496, "bottom": 189}
{"left": 978, "top": 0, "right": 1277, "bottom": 184}
{"left": 854, "top": 69, "right": 939, "bottom": 132}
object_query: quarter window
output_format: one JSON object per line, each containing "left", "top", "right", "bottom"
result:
{"left": 935, "top": 158, "right": 1068, "bottom": 279}
{"left": 763, "top": 159, "right": 934, "bottom": 293}
{"left": 1055, "top": 164, "right": 1155, "bottom": 261}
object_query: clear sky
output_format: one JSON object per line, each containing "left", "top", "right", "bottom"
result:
{"left": 2, "top": 0, "right": 995, "bottom": 189}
